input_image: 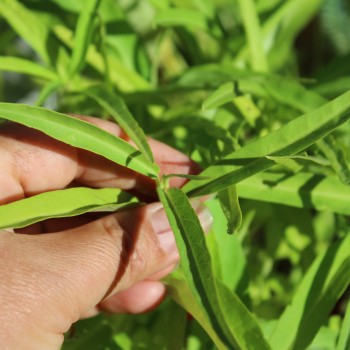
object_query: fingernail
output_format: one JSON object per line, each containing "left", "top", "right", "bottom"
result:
{"left": 190, "top": 198, "right": 202, "bottom": 211}
{"left": 151, "top": 208, "right": 176, "bottom": 254}
{"left": 197, "top": 205, "right": 213, "bottom": 234}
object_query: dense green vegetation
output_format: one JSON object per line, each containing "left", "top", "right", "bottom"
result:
{"left": 0, "top": 0, "right": 349, "bottom": 349}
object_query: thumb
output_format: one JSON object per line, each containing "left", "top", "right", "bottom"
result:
{"left": 0, "top": 203, "right": 188, "bottom": 350}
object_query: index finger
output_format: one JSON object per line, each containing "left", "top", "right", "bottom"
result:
{"left": 0, "top": 116, "right": 200, "bottom": 204}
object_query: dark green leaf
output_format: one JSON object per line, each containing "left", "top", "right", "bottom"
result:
{"left": 159, "top": 188, "right": 271, "bottom": 350}
{"left": 336, "top": 297, "right": 350, "bottom": 350}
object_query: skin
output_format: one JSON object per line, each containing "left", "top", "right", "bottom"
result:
{"left": 0, "top": 117, "right": 212, "bottom": 350}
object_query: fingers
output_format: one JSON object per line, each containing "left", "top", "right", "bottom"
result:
{"left": 0, "top": 117, "right": 199, "bottom": 204}
{"left": 98, "top": 281, "right": 166, "bottom": 314}
{"left": 0, "top": 199, "right": 212, "bottom": 349}
{"left": 0, "top": 202, "right": 177, "bottom": 348}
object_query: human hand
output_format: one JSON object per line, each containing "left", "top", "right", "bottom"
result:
{"left": 0, "top": 117, "right": 212, "bottom": 350}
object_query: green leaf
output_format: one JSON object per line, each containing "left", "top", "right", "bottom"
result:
{"left": 159, "top": 188, "right": 271, "bottom": 350}
{"left": 0, "top": 0, "right": 52, "bottom": 64}
{"left": 165, "top": 271, "right": 227, "bottom": 350}
{"left": 62, "top": 315, "right": 116, "bottom": 350}
{"left": 266, "top": 156, "right": 304, "bottom": 173}
{"left": 36, "top": 80, "right": 62, "bottom": 107}
{"left": 0, "top": 56, "right": 57, "bottom": 80}
{"left": 183, "top": 89, "right": 350, "bottom": 196}
{"left": 269, "top": 234, "right": 350, "bottom": 350}
{"left": 0, "top": 103, "right": 159, "bottom": 178}
{"left": 202, "top": 82, "right": 237, "bottom": 111}
{"left": 218, "top": 185, "right": 242, "bottom": 234}
{"left": 233, "top": 95, "right": 261, "bottom": 127}
{"left": 317, "top": 135, "right": 350, "bottom": 185}
{"left": 85, "top": 86, "right": 155, "bottom": 163}
{"left": 235, "top": 0, "right": 322, "bottom": 71}
{"left": 206, "top": 199, "right": 250, "bottom": 295}
{"left": 0, "top": 187, "right": 138, "bottom": 230}
{"left": 236, "top": 171, "right": 350, "bottom": 216}
{"left": 336, "top": 297, "right": 350, "bottom": 350}
{"left": 154, "top": 8, "right": 208, "bottom": 31}
{"left": 53, "top": 24, "right": 150, "bottom": 92}
{"left": 164, "top": 299, "right": 187, "bottom": 350}
{"left": 237, "top": 0, "right": 268, "bottom": 72}
{"left": 68, "top": 0, "right": 101, "bottom": 78}
{"left": 158, "top": 188, "right": 233, "bottom": 348}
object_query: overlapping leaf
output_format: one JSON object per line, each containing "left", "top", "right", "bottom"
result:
{"left": 269, "top": 234, "right": 350, "bottom": 350}
{"left": 0, "top": 187, "right": 137, "bottom": 230}
{"left": 86, "top": 86, "right": 155, "bottom": 163}
{"left": 0, "top": 103, "right": 159, "bottom": 177}
{"left": 159, "top": 188, "right": 271, "bottom": 350}
{"left": 183, "top": 89, "right": 350, "bottom": 196}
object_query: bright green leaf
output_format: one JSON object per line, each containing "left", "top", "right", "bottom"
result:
{"left": 0, "top": 103, "right": 159, "bottom": 177}
{"left": 154, "top": 8, "right": 208, "bottom": 31}
{"left": 0, "top": 187, "right": 138, "bottom": 230}
{"left": 0, "top": 56, "right": 57, "bottom": 80}
{"left": 317, "top": 135, "right": 350, "bottom": 185}
{"left": 36, "top": 80, "right": 62, "bottom": 107}
{"left": 236, "top": 171, "right": 350, "bottom": 215}
{"left": 336, "top": 298, "right": 350, "bottom": 350}
{"left": 86, "top": 86, "right": 155, "bottom": 163}
{"left": 183, "top": 89, "right": 350, "bottom": 196}
{"left": 218, "top": 185, "right": 242, "bottom": 234}
{"left": 202, "top": 82, "right": 237, "bottom": 111}
{"left": 0, "top": 0, "right": 52, "bottom": 64}
{"left": 237, "top": 0, "right": 268, "bottom": 72}
{"left": 165, "top": 271, "right": 227, "bottom": 350}
{"left": 269, "top": 234, "right": 350, "bottom": 349}
{"left": 68, "top": 0, "right": 101, "bottom": 78}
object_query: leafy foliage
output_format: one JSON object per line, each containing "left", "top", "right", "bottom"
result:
{"left": 0, "top": 0, "right": 349, "bottom": 349}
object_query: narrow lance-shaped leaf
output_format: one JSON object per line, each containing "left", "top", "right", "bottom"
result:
{"left": 165, "top": 272, "right": 228, "bottom": 350}
{"left": 0, "top": 56, "right": 58, "bottom": 81}
{"left": 54, "top": 25, "right": 150, "bottom": 92}
{"left": 164, "top": 299, "right": 187, "bottom": 350}
{"left": 255, "top": 79, "right": 350, "bottom": 186}
{"left": 218, "top": 185, "right": 242, "bottom": 235}
{"left": 0, "top": 187, "right": 138, "bottom": 230}
{"left": 0, "top": 103, "right": 159, "bottom": 178}
{"left": 236, "top": 171, "right": 350, "bottom": 216}
{"left": 159, "top": 188, "right": 271, "bottom": 350}
{"left": 183, "top": 89, "right": 350, "bottom": 196}
{"left": 336, "top": 297, "right": 350, "bottom": 350}
{"left": 86, "top": 86, "right": 155, "bottom": 163}
{"left": 158, "top": 188, "right": 234, "bottom": 348}
{"left": 269, "top": 234, "right": 350, "bottom": 350}
{"left": 317, "top": 135, "right": 350, "bottom": 185}
{"left": 154, "top": 8, "right": 208, "bottom": 31}
{"left": 68, "top": 0, "right": 101, "bottom": 78}
{"left": 237, "top": 0, "right": 268, "bottom": 72}
{"left": 36, "top": 80, "right": 62, "bottom": 107}
{"left": 0, "top": 0, "right": 52, "bottom": 63}
{"left": 202, "top": 82, "right": 237, "bottom": 111}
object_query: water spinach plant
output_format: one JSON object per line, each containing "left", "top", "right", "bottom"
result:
{"left": 0, "top": 0, "right": 350, "bottom": 349}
